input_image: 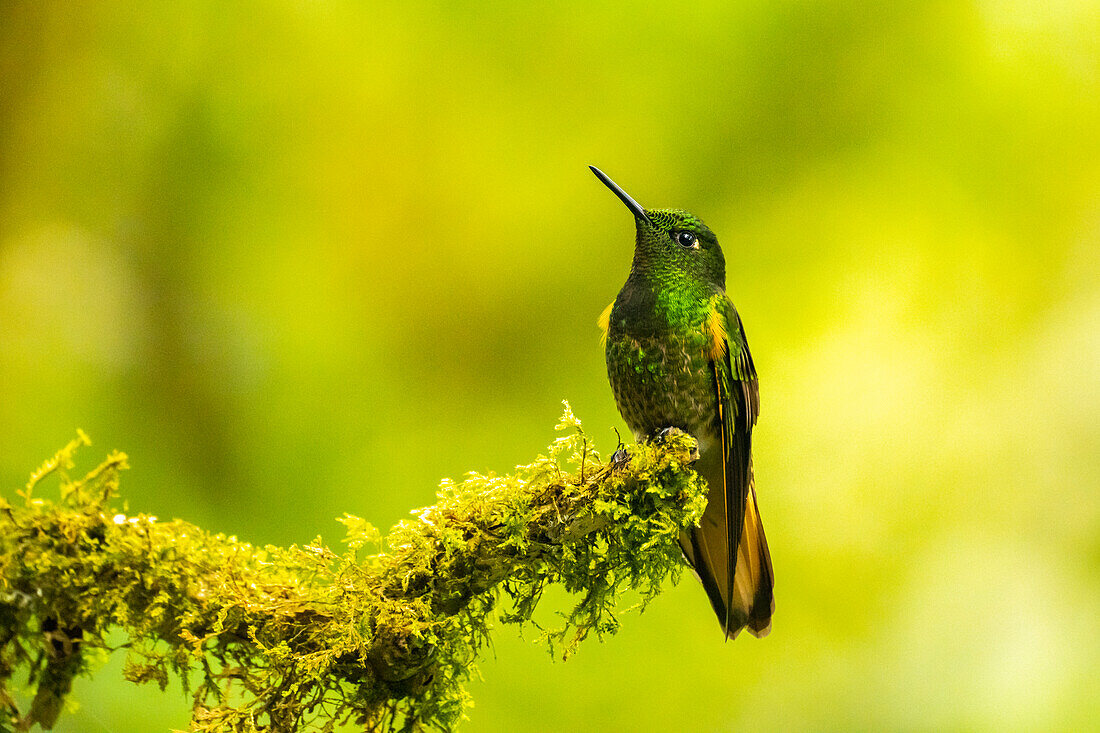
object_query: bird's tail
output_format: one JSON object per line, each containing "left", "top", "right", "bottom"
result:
{"left": 679, "top": 455, "right": 774, "bottom": 639}
{"left": 731, "top": 479, "right": 774, "bottom": 638}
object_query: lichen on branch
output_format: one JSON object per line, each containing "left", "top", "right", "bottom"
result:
{"left": 0, "top": 405, "right": 706, "bottom": 732}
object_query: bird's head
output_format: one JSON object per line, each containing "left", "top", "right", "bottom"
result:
{"left": 590, "top": 166, "right": 725, "bottom": 289}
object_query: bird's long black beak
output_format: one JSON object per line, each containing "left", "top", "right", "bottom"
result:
{"left": 589, "top": 166, "right": 651, "bottom": 225}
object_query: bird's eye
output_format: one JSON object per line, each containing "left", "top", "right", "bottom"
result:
{"left": 675, "top": 230, "right": 697, "bottom": 248}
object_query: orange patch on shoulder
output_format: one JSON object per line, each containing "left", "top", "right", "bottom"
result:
{"left": 597, "top": 302, "right": 614, "bottom": 345}
{"left": 706, "top": 304, "right": 728, "bottom": 360}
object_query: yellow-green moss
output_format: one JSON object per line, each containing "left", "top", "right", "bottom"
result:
{"left": 0, "top": 406, "right": 706, "bottom": 732}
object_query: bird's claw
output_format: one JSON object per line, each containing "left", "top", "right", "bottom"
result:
{"left": 653, "top": 427, "right": 699, "bottom": 461}
{"left": 654, "top": 426, "right": 683, "bottom": 443}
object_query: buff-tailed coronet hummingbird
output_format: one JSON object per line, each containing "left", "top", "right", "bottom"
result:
{"left": 592, "top": 165, "right": 774, "bottom": 639}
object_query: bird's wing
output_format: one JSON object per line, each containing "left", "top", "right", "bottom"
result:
{"left": 683, "top": 295, "right": 773, "bottom": 638}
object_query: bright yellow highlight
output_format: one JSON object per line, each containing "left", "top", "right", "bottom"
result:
{"left": 706, "top": 302, "right": 728, "bottom": 361}
{"left": 597, "top": 302, "right": 614, "bottom": 346}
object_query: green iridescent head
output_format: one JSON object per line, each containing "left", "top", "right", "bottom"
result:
{"left": 590, "top": 166, "right": 725, "bottom": 289}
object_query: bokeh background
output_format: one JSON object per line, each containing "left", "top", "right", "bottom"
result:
{"left": 2, "top": 2, "right": 1097, "bottom": 731}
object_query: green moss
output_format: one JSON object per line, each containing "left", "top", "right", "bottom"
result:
{"left": 0, "top": 405, "right": 706, "bottom": 731}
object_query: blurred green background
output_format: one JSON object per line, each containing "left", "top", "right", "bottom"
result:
{"left": 1, "top": 1, "right": 1097, "bottom": 731}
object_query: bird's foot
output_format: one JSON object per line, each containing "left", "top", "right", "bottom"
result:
{"left": 610, "top": 447, "right": 630, "bottom": 468}
{"left": 652, "top": 427, "right": 700, "bottom": 461}
{"left": 654, "top": 426, "right": 681, "bottom": 443}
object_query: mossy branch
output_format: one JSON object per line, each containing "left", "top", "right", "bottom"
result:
{"left": 0, "top": 405, "right": 706, "bottom": 732}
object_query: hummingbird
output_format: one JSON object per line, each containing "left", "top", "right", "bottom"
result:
{"left": 591, "top": 166, "right": 774, "bottom": 639}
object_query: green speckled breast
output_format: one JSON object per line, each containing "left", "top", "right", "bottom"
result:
{"left": 605, "top": 326, "right": 718, "bottom": 443}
